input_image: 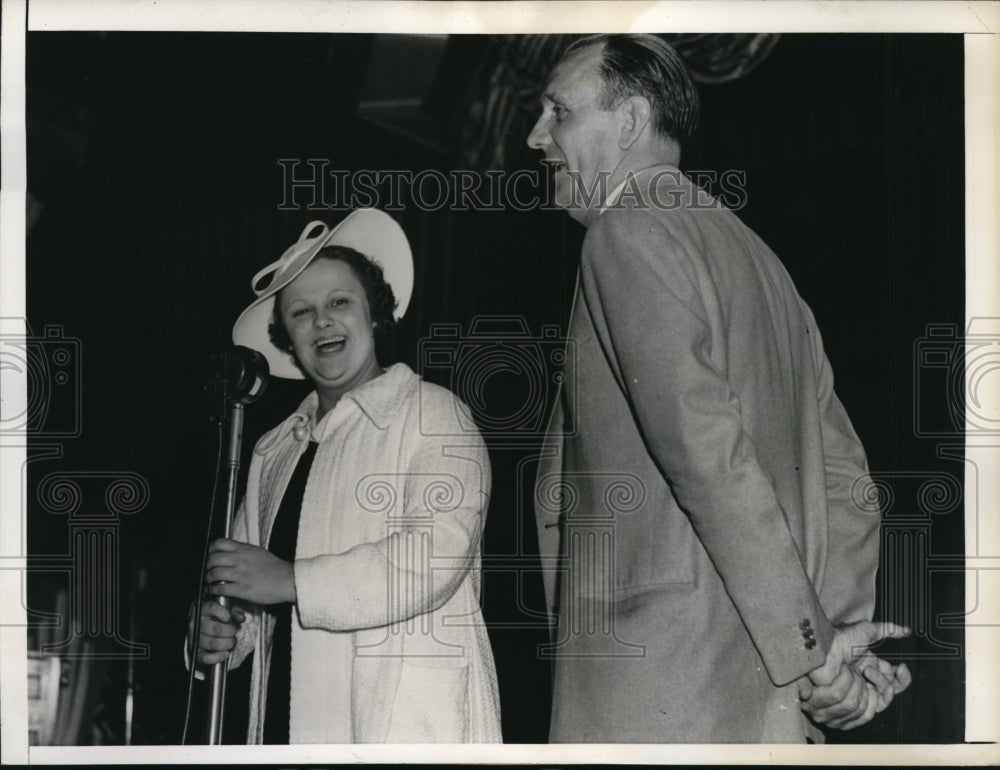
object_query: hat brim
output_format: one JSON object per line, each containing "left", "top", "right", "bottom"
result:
{"left": 231, "top": 209, "right": 414, "bottom": 379}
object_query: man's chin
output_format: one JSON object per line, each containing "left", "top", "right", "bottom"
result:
{"left": 552, "top": 187, "right": 598, "bottom": 224}
{"left": 564, "top": 206, "right": 597, "bottom": 226}
{"left": 554, "top": 194, "right": 598, "bottom": 225}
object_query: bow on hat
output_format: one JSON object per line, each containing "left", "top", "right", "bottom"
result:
{"left": 232, "top": 209, "right": 414, "bottom": 379}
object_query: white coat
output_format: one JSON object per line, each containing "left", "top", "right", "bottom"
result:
{"left": 229, "top": 363, "right": 502, "bottom": 743}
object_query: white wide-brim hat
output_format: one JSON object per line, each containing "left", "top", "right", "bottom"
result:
{"left": 232, "top": 208, "right": 414, "bottom": 379}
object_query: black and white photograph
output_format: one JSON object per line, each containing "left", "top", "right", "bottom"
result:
{"left": 1, "top": 0, "right": 998, "bottom": 765}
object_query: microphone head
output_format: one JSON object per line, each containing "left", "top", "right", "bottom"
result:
{"left": 210, "top": 346, "right": 269, "bottom": 404}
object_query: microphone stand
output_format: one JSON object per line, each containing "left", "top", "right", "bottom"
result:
{"left": 206, "top": 400, "right": 245, "bottom": 745}
{"left": 204, "top": 347, "right": 268, "bottom": 745}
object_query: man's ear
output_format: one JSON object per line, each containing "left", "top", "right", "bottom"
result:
{"left": 618, "top": 95, "right": 652, "bottom": 150}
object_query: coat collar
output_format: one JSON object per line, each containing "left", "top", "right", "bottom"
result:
{"left": 611, "top": 164, "right": 721, "bottom": 211}
{"left": 344, "top": 362, "right": 420, "bottom": 429}
{"left": 263, "top": 363, "right": 419, "bottom": 450}
{"left": 597, "top": 162, "right": 682, "bottom": 210}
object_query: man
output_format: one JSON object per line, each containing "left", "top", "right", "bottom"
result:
{"left": 529, "top": 34, "right": 911, "bottom": 742}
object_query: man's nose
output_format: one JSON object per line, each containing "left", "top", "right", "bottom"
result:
{"left": 527, "top": 115, "right": 550, "bottom": 150}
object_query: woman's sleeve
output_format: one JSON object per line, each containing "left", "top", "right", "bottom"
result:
{"left": 181, "top": 494, "right": 258, "bottom": 674}
{"left": 227, "top": 451, "right": 264, "bottom": 668}
{"left": 294, "top": 393, "right": 491, "bottom": 632}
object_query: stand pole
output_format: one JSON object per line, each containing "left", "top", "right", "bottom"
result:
{"left": 206, "top": 401, "right": 245, "bottom": 745}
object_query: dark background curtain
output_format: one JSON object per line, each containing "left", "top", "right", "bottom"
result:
{"left": 24, "top": 32, "right": 964, "bottom": 744}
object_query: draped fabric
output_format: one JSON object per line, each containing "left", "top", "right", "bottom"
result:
{"left": 458, "top": 33, "right": 782, "bottom": 171}
{"left": 666, "top": 34, "right": 783, "bottom": 84}
{"left": 458, "top": 35, "right": 573, "bottom": 172}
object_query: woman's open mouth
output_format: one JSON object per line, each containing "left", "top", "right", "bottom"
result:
{"left": 314, "top": 335, "right": 346, "bottom": 354}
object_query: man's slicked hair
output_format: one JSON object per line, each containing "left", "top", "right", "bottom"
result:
{"left": 563, "top": 34, "right": 699, "bottom": 147}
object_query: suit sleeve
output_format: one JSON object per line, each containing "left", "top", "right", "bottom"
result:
{"left": 802, "top": 304, "right": 880, "bottom": 624}
{"left": 579, "top": 208, "right": 833, "bottom": 686}
{"left": 293, "top": 397, "right": 491, "bottom": 632}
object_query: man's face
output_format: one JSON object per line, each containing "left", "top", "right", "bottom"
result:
{"left": 527, "top": 44, "right": 626, "bottom": 225}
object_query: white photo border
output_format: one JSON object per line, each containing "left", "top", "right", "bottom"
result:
{"left": 2, "top": 0, "right": 998, "bottom": 765}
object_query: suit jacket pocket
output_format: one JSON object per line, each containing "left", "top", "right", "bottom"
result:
{"left": 647, "top": 489, "right": 697, "bottom": 587}
{"left": 605, "top": 486, "right": 695, "bottom": 592}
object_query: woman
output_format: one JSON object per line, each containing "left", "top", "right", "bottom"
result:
{"left": 192, "top": 209, "right": 502, "bottom": 743}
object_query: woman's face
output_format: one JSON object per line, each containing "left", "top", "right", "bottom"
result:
{"left": 278, "top": 257, "right": 381, "bottom": 410}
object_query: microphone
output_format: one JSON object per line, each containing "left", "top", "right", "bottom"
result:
{"left": 199, "top": 345, "right": 268, "bottom": 745}
{"left": 207, "top": 345, "right": 269, "bottom": 405}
